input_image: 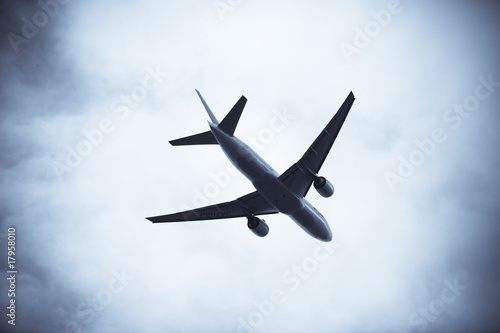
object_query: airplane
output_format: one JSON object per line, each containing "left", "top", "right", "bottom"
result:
{"left": 146, "top": 90, "right": 355, "bottom": 242}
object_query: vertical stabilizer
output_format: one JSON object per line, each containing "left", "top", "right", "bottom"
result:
{"left": 195, "top": 89, "right": 219, "bottom": 124}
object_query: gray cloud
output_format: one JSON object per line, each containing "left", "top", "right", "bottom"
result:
{"left": 1, "top": 1, "right": 499, "bottom": 332}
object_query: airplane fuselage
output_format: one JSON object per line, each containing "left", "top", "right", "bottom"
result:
{"left": 209, "top": 123, "right": 333, "bottom": 241}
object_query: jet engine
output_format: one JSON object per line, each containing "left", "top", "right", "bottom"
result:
{"left": 314, "top": 176, "right": 334, "bottom": 197}
{"left": 247, "top": 216, "right": 269, "bottom": 237}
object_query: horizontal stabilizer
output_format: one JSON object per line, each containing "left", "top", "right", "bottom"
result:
{"left": 169, "top": 130, "right": 218, "bottom": 146}
{"left": 218, "top": 96, "right": 247, "bottom": 136}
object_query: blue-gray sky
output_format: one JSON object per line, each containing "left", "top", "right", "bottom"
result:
{"left": 1, "top": 1, "right": 499, "bottom": 332}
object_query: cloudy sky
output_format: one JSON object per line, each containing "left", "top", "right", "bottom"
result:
{"left": 1, "top": 0, "right": 499, "bottom": 332}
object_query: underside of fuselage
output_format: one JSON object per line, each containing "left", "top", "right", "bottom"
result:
{"left": 210, "top": 122, "right": 333, "bottom": 242}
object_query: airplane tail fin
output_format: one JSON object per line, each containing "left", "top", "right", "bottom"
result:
{"left": 196, "top": 89, "right": 219, "bottom": 125}
{"left": 169, "top": 91, "right": 247, "bottom": 146}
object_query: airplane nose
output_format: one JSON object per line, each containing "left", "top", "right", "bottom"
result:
{"left": 317, "top": 220, "right": 333, "bottom": 242}
{"left": 292, "top": 203, "right": 334, "bottom": 242}
{"left": 318, "top": 230, "right": 333, "bottom": 242}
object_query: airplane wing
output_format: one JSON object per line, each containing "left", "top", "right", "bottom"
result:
{"left": 146, "top": 191, "right": 278, "bottom": 223}
{"left": 279, "top": 91, "right": 355, "bottom": 198}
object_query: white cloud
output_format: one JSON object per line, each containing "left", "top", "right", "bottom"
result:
{"left": 1, "top": 1, "right": 499, "bottom": 332}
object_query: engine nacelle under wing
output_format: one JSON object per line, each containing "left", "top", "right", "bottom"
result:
{"left": 247, "top": 216, "right": 269, "bottom": 237}
{"left": 314, "top": 176, "right": 334, "bottom": 198}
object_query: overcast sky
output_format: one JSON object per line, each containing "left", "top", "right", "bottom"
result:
{"left": 1, "top": 1, "right": 499, "bottom": 332}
